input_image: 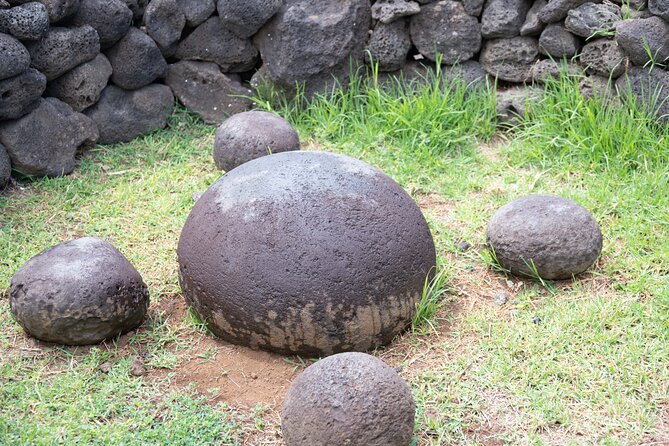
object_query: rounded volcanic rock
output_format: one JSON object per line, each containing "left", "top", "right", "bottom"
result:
{"left": 0, "top": 33, "right": 30, "bottom": 81}
{"left": 0, "top": 142, "right": 11, "bottom": 189}
{"left": 213, "top": 111, "right": 300, "bottom": 171}
{"left": 177, "top": 151, "right": 436, "bottom": 356}
{"left": 486, "top": 194, "right": 602, "bottom": 280}
{"left": 9, "top": 237, "right": 150, "bottom": 345}
{"left": 281, "top": 352, "right": 415, "bottom": 446}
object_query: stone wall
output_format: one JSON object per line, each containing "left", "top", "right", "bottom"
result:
{"left": 0, "top": 0, "right": 667, "bottom": 182}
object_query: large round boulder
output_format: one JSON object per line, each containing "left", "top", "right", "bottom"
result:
{"left": 177, "top": 151, "right": 436, "bottom": 356}
{"left": 281, "top": 352, "right": 415, "bottom": 446}
{"left": 9, "top": 237, "right": 150, "bottom": 345}
{"left": 213, "top": 111, "right": 299, "bottom": 171}
{"left": 486, "top": 194, "right": 603, "bottom": 280}
{"left": 71, "top": 0, "right": 132, "bottom": 49}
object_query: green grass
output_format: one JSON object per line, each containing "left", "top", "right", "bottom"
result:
{"left": 1, "top": 72, "right": 668, "bottom": 444}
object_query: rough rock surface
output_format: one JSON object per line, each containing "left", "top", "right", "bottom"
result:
{"left": 564, "top": 2, "right": 619, "bottom": 38}
{"left": 496, "top": 86, "right": 541, "bottom": 125}
{"left": 481, "top": 0, "right": 533, "bottom": 38}
{"left": 143, "top": 0, "right": 184, "bottom": 57}
{"left": 365, "top": 19, "right": 412, "bottom": 72}
{"left": 124, "top": 0, "right": 148, "bottom": 20}
{"left": 71, "top": 0, "right": 132, "bottom": 48}
{"left": 165, "top": 61, "right": 253, "bottom": 124}
{"left": 255, "top": 0, "right": 371, "bottom": 97}
{"left": 579, "top": 38, "right": 626, "bottom": 78}
{"left": 579, "top": 74, "right": 615, "bottom": 101}
{"left": 410, "top": 0, "right": 481, "bottom": 64}
{"left": 45, "top": 53, "right": 112, "bottom": 112}
{"left": 615, "top": 17, "right": 669, "bottom": 66}
{"left": 649, "top": 0, "right": 669, "bottom": 20}
{"left": 0, "top": 67, "right": 45, "bottom": 119}
{"left": 177, "top": 151, "right": 436, "bottom": 356}
{"left": 213, "top": 111, "right": 300, "bottom": 171}
{"left": 529, "top": 58, "right": 581, "bottom": 83}
{"left": 616, "top": 66, "right": 669, "bottom": 121}
{"left": 9, "top": 237, "right": 149, "bottom": 345}
{"left": 33, "top": 0, "right": 80, "bottom": 23}
{"left": 281, "top": 353, "right": 415, "bottom": 446}
{"left": 178, "top": 0, "right": 213, "bottom": 27}
{"left": 175, "top": 17, "right": 257, "bottom": 72}
{"left": 0, "top": 2, "right": 49, "bottom": 40}
{"left": 25, "top": 25, "right": 99, "bottom": 80}
{"left": 520, "top": 0, "right": 547, "bottom": 35}
{"left": 0, "top": 97, "right": 97, "bottom": 176}
{"left": 538, "top": 0, "right": 594, "bottom": 23}
{"left": 486, "top": 194, "right": 603, "bottom": 280}
{"left": 538, "top": 22, "right": 580, "bottom": 58}
{"left": 84, "top": 83, "right": 173, "bottom": 144}
{"left": 480, "top": 37, "right": 539, "bottom": 82}
{"left": 0, "top": 142, "right": 10, "bottom": 188}
{"left": 371, "top": 0, "right": 420, "bottom": 23}
{"left": 0, "top": 32, "right": 30, "bottom": 80}
{"left": 106, "top": 27, "right": 167, "bottom": 90}
{"left": 217, "top": 0, "right": 282, "bottom": 38}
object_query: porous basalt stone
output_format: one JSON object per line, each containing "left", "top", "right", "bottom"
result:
{"left": 105, "top": 27, "right": 167, "bottom": 90}
{"left": 29, "top": 0, "right": 80, "bottom": 23}
{"left": 177, "top": 0, "right": 213, "bottom": 27}
{"left": 564, "top": 2, "right": 619, "bottom": 38}
{"left": 496, "top": 85, "right": 541, "bottom": 125}
{"left": 165, "top": 60, "right": 252, "bottom": 124}
{"left": 177, "top": 151, "right": 436, "bottom": 356}
{"left": 0, "top": 32, "right": 30, "bottom": 80}
{"left": 84, "top": 83, "right": 173, "bottom": 144}
{"left": 649, "top": 0, "right": 669, "bottom": 20}
{"left": 217, "top": 0, "right": 282, "bottom": 38}
{"left": 480, "top": 37, "right": 539, "bottom": 82}
{"left": 371, "top": 0, "right": 420, "bottom": 23}
{"left": 486, "top": 194, "right": 603, "bottom": 280}
{"left": 175, "top": 17, "right": 257, "bottom": 72}
{"left": 71, "top": 0, "right": 132, "bottom": 48}
{"left": 0, "top": 2, "right": 48, "bottom": 40}
{"left": 538, "top": 22, "right": 580, "bottom": 58}
{"left": 365, "top": 19, "right": 412, "bottom": 72}
{"left": 143, "top": 0, "right": 184, "bottom": 57}
{"left": 579, "top": 74, "right": 616, "bottom": 101}
{"left": 481, "top": 0, "right": 533, "bottom": 38}
{"left": 213, "top": 111, "right": 300, "bottom": 171}
{"left": 615, "top": 66, "right": 669, "bottom": 122}
{"left": 25, "top": 25, "right": 99, "bottom": 80}
{"left": 579, "top": 38, "right": 626, "bottom": 78}
{"left": 0, "top": 97, "right": 97, "bottom": 177}
{"left": 410, "top": 0, "right": 481, "bottom": 64}
{"left": 538, "top": 0, "right": 594, "bottom": 23}
{"left": 0, "top": 142, "right": 10, "bottom": 188}
{"left": 615, "top": 17, "right": 669, "bottom": 66}
{"left": 281, "top": 353, "right": 415, "bottom": 446}
{"left": 9, "top": 237, "right": 149, "bottom": 345}
{"left": 0, "top": 67, "right": 45, "bottom": 119}
{"left": 45, "top": 53, "right": 112, "bottom": 112}
{"left": 529, "top": 58, "right": 581, "bottom": 83}
{"left": 520, "top": 0, "right": 546, "bottom": 35}
{"left": 123, "top": 0, "right": 147, "bottom": 20}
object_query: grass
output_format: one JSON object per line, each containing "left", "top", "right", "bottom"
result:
{"left": 1, "top": 70, "right": 668, "bottom": 444}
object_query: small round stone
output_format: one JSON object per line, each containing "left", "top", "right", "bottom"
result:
{"left": 177, "top": 151, "right": 436, "bottom": 356}
{"left": 281, "top": 352, "right": 415, "bottom": 446}
{"left": 486, "top": 194, "right": 603, "bottom": 280}
{"left": 9, "top": 237, "right": 150, "bottom": 345}
{"left": 213, "top": 111, "right": 300, "bottom": 172}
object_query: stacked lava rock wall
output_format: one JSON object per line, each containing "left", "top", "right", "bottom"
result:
{"left": 0, "top": 0, "right": 667, "bottom": 181}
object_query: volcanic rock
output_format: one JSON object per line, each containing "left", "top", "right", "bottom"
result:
{"left": 0, "top": 67, "right": 45, "bottom": 119}
{"left": 45, "top": 53, "right": 112, "bottom": 112}
{"left": 70, "top": 0, "right": 132, "bottom": 48}
{"left": 365, "top": 19, "right": 412, "bottom": 72}
{"left": 0, "top": 2, "right": 48, "bottom": 40}
{"left": 217, "top": 0, "right": 282, "bottom": 38}
{"left": 106, "top": 27, "right": 167, "bottom": 90}
{"left": 0, "top": 32, "right": 30, "bottom": 80}
{"left": 25, "top": 25, "right": 99, "bottom": 80}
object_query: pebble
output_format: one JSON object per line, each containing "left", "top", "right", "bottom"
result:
{"left": 494, "top": 290, "right": 510, "bottom": 306}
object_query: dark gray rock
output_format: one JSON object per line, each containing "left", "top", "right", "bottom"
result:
{"left": 165, "top": 60, "right": 253, "bottom": 124}
{"left": 0, "top": 2, "right": 48, "bottom": 40}
{"left": 282, "top": 353, "right": 415, "bottom": 446}
{"left": 520, "top": 0, "right": 546, "bottom": 36}
{"left": 539, "top": 22, "right": 580, "bottom": 58}
{"left": 493, "top": 290, "right": 510, "bottom": 305}
{"left": 615, "top": 17, "right": 669, "bottom": 66}
{"left": 71, "top": 0, "right": 132, "bottom": 48}
{"left": 84, "top": 83, "right": 173, "bottom": 144}
{"left": 255, "top": 0, "right": 371, "bottom": 97}
{"left": 0, "top": 142, "right": 10, "bottom": 188}
{"left": 529, "top": 58, "right": 582, "bottom": 83}
{"left": 45, "top": 54, "right": 112, "bottom": 112}
{"left": 175, "top": 17, "right": 257, "bottom": 72}
{"left": 649, "top": 0, "right": 669, "bottom": 21}
{"left": 564, "top": 2, "right": 619, "bottom": 38}
{"left": 496, "top": 86, "right": 541, "bottom": 125}
{"left": 0, "top": 68, "right": 45, "bottom": 119}
{"left": 616, "top": 66, "right": 669, "bottom": 121}
{"left": 442, "top": 60, "right": 489, "bottom": 88}
{"left": 461, "top": 0, "right": 485, "bottom": 16}
{"left": 365, "top": 19, "right": 411, "bottom": 72}
{"left": 579, "top": 38, "right": 627, "bottom": 78}
{"left": 25, "top": 25, "right": 99, "bottom": 80}
{"left": 26, "top": 0, "right": 80, "bottom": 23}
{"left": 579, "top": 74, "right": 616, "bottom": 101}
{"left": 377, "top": 60, "right": 489, "bottom": 91}
{"left": 538, "top": 0, "right": 595, "bottom": 23}
{"left": 144, "top": 0, "right": 184, "bottom": 57}
{"left": 410, "top": 0, "right": 480, "bottom": 64}
{"left": 213, "top": 111, "right": 300, "bottom": 171}
{"left": 371, "top": 0, "right": 420, "bottom": 24}
{"left": 177, "top": 151, "right": 436, "bottom": 356}
{"left": 621, "top": 4, "right": 652, "bottom": 19}
{"left": 106, "top": 27, "right": 167, "bottom": 90}
{"left": 486, "top": 194, "right": 603, "bottom": 280}
{"left": 217, "top": 0, "right": 282, "bottom": 38}
{"left": 480, "top": 37, "right": 539, "bottom": 82}
{"left": 177, "top": 0, "right": 213, "bottom": 27}
{"left": 0, "top": 32, "right": 30, "bottom": 80}
{"left": 123, "top": 0, "right": 147, "bottom": 20}
{"left": 0, "top": 97, "right": 97, "bottom": 176}
{"left": 480, "top": 0, "right": 532, "bottom": 38}
{"left": 9, "top": 237, "right": 149, "bottom": 345}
